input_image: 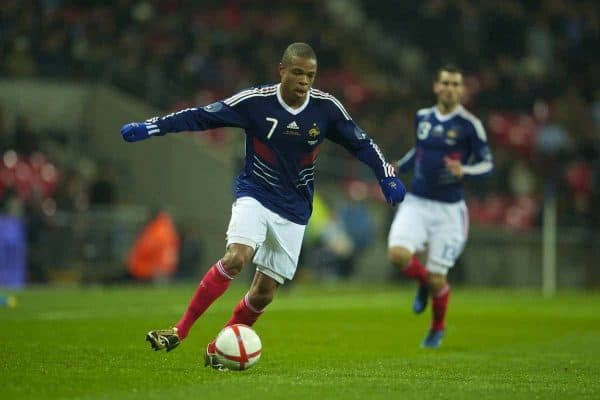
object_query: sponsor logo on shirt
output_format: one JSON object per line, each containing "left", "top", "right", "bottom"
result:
{"left": 286, "top": 121, "right": 300, "bottom": 130}
{"left": 283, "top": 120, "right": 302, "bottom": 136}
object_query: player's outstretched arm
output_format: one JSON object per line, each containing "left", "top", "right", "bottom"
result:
{"left": 120, "top": 102, "right": 248, "bottom": 143}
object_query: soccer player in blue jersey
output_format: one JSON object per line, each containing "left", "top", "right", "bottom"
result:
{"left": 388, "top": 65, "right": 493, "bottom": 348}
{"left": 120, "top": 43, "right": 406, "bottom": 369}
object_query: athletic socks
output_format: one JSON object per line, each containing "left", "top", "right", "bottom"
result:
{"left": 175, "top": 260, "right": 235, "bottom": 339}
{"left": 431, "top": 284, "right": 450, "bottom": 331}
{"left": 401, "top": 256, "right": 428, "bottom": 286}
{"left": 226, "top": 292, "right": 265, "bottom": 327}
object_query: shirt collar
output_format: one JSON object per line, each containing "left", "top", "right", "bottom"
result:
{"left": 276, "top": 83, "right": 310, "bottom": 115}
{"left": 434, "top": 105, "right": 463, "bottom": 122}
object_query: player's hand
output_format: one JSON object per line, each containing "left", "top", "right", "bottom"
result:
{"left": 444, "top": 156, "right": 463, "bottom": 178}
{"left": 379, "top": 177, "right": 406, "bottom": 207}
{"left": 120, "top": 122, "right": 152, "bottom": 142}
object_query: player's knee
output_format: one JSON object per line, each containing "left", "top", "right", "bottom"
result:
{"left": 388, "top": 246, "right": 412, "bottom": 268}
{"left": 428, "top": 273, "right": 447, "bottom": 293}
{"left": 222, "top": 245, "right": 254, "bottom": 276}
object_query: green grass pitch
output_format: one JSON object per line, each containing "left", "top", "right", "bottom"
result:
{"left": 1, "top": 283, "right": 599, "bottom": 399}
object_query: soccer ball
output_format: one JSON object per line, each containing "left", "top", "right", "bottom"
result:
{"left": 214, "top": 324, "right": 262, "bottom": 371}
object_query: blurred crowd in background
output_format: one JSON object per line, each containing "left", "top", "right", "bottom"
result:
{"left": 0, "top": 0, "right": 598, "bottom": 282}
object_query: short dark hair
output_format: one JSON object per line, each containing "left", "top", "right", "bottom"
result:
{"left": 281, "top": 42, "right": 317, "bottom": 65}
{"left": 435, "top": 64, "right": 463, "bottom": 82}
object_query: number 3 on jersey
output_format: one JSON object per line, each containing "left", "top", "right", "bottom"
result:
{"left": 417, "top": 121, "right": 431, "bottom": 140}
{"left": 265, "top": 117, "right": 278, "bottom": 139}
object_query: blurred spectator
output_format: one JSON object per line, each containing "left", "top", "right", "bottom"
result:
{"left": 508, "top": 157, "right": 537, "bottom": 197}
{"left": 89, "top": 162, "right": 117, "bottom": 207}
{"left": 337, "top": 181, "right": 376, "bottom": 278}
{"left": 534, "top": 110, "right": 572, "bottom": 181}
{"left": 126, "top": 210, "right": 180, "bottom": 282}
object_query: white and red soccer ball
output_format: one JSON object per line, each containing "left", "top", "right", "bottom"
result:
{"left": 214, "top": 324, "right": 262, "bottom": 371}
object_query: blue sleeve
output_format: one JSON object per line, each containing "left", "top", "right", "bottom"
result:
{"left": 396, "top": 148, "right": 416, "bottom": 173}
{"left": 327, "top": 114, "right": 396, "bottom": 180}
{"left": 394, "top": 112, "right": 420, "bottom": 172}
{"left": 148, "top": 101, "right": 248, "bottom": 135}
{"left": 462, "top": 119, "right": 494, "bottom": 179}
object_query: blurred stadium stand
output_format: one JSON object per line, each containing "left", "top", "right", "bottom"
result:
{"left": 0, "top": 0, "right": 598, "bottom": 287}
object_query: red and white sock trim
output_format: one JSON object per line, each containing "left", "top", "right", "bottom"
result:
{"left": 435, "top": 284, "right": 450, "bottom": 298}
{"left": 243, "top": 293, "right": 264, "bottom": 314}
{"left": 216, "top": 260, "right": 235, "bottom": 280}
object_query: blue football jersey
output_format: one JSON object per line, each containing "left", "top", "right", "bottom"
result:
{"left": 146, "top": 84, "right": 396, "bottom": 224}
{"left": 397, "top": 105, "right": 493, "bottom": 203}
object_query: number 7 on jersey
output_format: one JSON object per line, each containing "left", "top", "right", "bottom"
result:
{"left": 265, "top": 117, "right": 278, "bottom": 139}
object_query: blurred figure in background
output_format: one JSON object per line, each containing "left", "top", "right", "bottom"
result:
{"left": 337, "top": 181, "right": 375, "bottom": 278}
{"left": 126, "top": 210, "right": 180, "bottom": 282}
{"left": 388, "top": 65, "right": 494, "bottom": 348}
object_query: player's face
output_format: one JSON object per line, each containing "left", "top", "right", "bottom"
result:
{"left": 279, "top": 56, "right": 317, "bottom": 107}
{"left": 434, "top": 71, "right": 464, "bottom": 110}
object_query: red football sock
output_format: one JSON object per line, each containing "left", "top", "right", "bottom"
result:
{"left": 431, "top": 284, "right": 450, "bottom": 331}
{"left": 226, "top": 292, "right": 265, "bottom": 327}
{"left": 175, "top": 260, "right": 235, "bottom": 339}
{"left": 401, "top": 256, "right": 428, "bottom": 286}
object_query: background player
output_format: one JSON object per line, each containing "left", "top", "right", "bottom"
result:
{"left": 388, "top": 65, "right": 493, "bottom": 348}
{"left": 120, "top": 42, "right": 406, "bottom": 369}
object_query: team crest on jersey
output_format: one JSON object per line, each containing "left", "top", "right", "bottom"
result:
{"left": 307, "top": 124, "right": 320, "bottom": 145}
{"left": 447, "top": 129, "right": 458, "bottom": 138}
{"left": 445, "top": 128, "right": 459, "bottom": 145}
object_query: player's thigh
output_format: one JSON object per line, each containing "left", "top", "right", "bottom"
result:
{"left": 387, "top": 194, "right": 428, "bottom": 253}
{"left": 427, "top": 201, "right": 469, "bottom": 270}
{"left": 253, "top": 210, "right": 306, "bottom": 285}
{"left": 226, "top": 197, "right": 268, "bottom": 249}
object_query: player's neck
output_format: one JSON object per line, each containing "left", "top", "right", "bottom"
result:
{"left": 281, "top": 94, "right": 306, "bottom": 109}
{"left": 436, "top": 103, "right": 460, "bottom": 115}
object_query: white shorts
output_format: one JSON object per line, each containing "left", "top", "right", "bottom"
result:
{"left": 387, "top": 193, "right": 469, "bottom": 275}
{"left": 226, "top": 196, "right": 306, "bottom": 284}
